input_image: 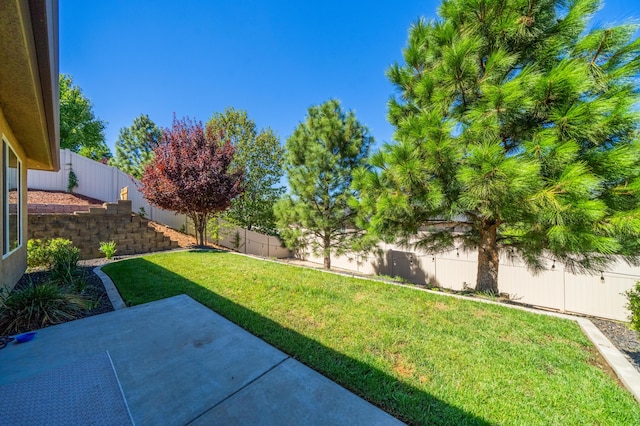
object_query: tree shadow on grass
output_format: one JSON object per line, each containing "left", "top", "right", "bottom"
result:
{"left": 106, "top": 255, "right": 492, "bottom": 426}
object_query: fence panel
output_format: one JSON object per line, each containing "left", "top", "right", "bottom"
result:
{"left": 28, "top": 149, "right": 70, "bottom": 191}
{"left": 564, "top": 269, "right": 632, "bottom": 321}
{"left": 499, "top": 264, "right": 565, "bottom": 311}
{"left": 211, "top": 226, "right": 291, "bottom": 258}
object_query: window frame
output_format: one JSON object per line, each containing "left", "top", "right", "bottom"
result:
{"left": 2, "top": 136, "right": 22, "bottom": 259}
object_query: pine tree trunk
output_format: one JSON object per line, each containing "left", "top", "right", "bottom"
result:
{"left": 323, "top": 233, "right": 331, "bottom": 270}
{"left": 476, "top": 222, "right": 499, "bottom": 294}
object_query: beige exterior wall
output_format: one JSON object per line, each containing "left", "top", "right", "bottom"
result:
{"left": 0, "top": 107, "right": 28, "bottom": 290}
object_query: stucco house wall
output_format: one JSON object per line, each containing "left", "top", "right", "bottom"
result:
{"left": 0, "top": 109, "right": 29, "bottom": 289}
{"left": 0, "top": 0, "right": 59, "bottom": 290}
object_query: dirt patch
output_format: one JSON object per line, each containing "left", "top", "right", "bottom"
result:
{"left": 146, "top": 221, "right": 199, "bottom": 248}
{"left": 585, "top": 344, "right": 626, "bottom": 387}
{"left": 24, "top": 190, "right": 105, "bottom": 214}
{"left": 146, "top": 221, "right": 227, "bottom": 250}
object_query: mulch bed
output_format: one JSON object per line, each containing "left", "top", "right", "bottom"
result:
{"left": 13, "top": 259, "right": 114, "bottom": 326}
{"left": 25, "top": 190, "right": 105, "bottom": 206}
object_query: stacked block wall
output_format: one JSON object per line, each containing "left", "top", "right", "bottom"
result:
{"left": 27, "top": 200, "right": 179, "bottom": 259}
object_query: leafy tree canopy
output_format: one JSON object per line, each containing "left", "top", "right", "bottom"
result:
{"left": 206, "top": 108, "right": 285, "bottom": 235}
{"left": 140, "top": 116, "right": 244, "bottom": 246}
{"left": 275, "top": 99, "right": 373, "bottom": 269}
{"left": 59, "top": 74, "right": 111, "bottom": 161}
{"left": 354, "top": 0, "right": 640, "bottom": 294}
{"left": 110, "top": 114, "right": 162, "bottom": 179}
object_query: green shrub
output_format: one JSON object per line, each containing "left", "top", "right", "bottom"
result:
{"left": 99, "top": 241, "right": 117, "bottom": 260}
{"left": 27, "top": 239, "right": 53, "bottom": 268}
{"left": 70, "top": 274, "right": 87, "bottom": 293}
{"left": 625, "top": 281, "right": 640, "bottom": 332}
{"left": 67, "top": 168, "right": 78, "bottom": 193}
{"left": 49, "top": 239, "right": 80, "bottom": 285}
{"left": 0, "top": 283, "right": 89, "bottom": 334}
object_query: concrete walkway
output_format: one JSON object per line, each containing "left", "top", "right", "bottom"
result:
{"left": 0, "top": 295, "right": 403, "bottom": 425}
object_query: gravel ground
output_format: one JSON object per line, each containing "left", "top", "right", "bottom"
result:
{"left": 591, "top": 317, "right": 640, "bottom": 371}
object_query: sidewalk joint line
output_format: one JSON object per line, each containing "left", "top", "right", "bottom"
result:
{"left": 186, "top": 355, "right": 291, "bottom": 425}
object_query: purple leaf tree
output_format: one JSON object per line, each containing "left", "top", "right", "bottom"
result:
{"left": 141, "top": 116, "right": 244, "bottom": 246}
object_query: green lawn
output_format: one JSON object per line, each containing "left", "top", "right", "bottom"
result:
{"left": 103, "top": 250, "right": 640, "bottom": 425}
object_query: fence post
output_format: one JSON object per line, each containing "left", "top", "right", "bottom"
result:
{"left": 64, "top": 150, "right": 70, "bottom": 192}
{"left": 562, "top": 268, "right": 566, "bottom": 313}
{"left": 391, "top": 250, "right": 395, "bottom": 277}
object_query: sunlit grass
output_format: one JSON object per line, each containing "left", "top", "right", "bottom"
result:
{"left": 103, "top": 250, "right": 640, "bottom": 425}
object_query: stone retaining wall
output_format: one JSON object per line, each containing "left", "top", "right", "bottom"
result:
{"left": 28, "top": 200, "right": 179, "bottom": 259}
{"left": 28, "top": 204, "right": 100, "bottom": 214}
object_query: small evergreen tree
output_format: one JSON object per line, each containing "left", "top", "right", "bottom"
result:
{"left": 355, "top": 0, "right": 640, "bottom": 294}
{"left": 275, "top": 99, "right": 373, "bottom": 269}
{"left": 110, "top": 114, "right": 162, "bottom": 179}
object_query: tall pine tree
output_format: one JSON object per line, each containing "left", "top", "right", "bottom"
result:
{"left": 275, "top": 100, "right": 373, "bottom": 269}
{"left": 355, "top": 0, "right": 640, "bottom": 293}
{"left": 110, "top": 114, "right": 162, "bottom": 179}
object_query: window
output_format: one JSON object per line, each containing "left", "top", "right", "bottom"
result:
{"left": 3, "top": 137, "right": 21, "bottom": 257}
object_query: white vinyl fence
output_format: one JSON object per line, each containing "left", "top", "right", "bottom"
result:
{"left": 206, "top": 221, "right": 291, "bottom": 259}
{"left": 302, "top": 242, "right": 640, "bottom": 321}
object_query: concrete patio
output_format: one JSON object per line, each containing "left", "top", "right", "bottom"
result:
{"left": 0, "top": 295, "right": 403, "bottom": 425}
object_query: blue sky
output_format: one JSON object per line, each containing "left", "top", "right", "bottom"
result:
{"left": 60, "top": 0, "right": 640, "bottom": 153}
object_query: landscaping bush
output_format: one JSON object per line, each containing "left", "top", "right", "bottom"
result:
{"left": 49, "top": 239, "right": 80, "bottom": 285}
{"left": 27, "top": 239, "right": 52, "bottom": 268}
{"left": 98, "top": 241, "right": 117, "bottom": 260}
{"left": 626, "top": 281, "right": 640, "bottom": 332}
{"left": 0, "top": 283, "right": 89, "bottom": 334}
{"left": 28, "top": 238, "right": 80, "bottom": 275}
{"left": 27, "top": 238, "right": 83, "bottom": 288}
